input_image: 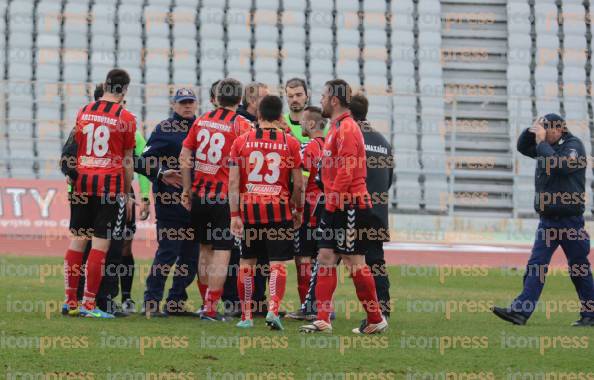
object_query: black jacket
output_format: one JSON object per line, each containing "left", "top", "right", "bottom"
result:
{"left": 517, "top": 128, "right": 587, "bottom": 217}
{"left": 236, "top": 105, "right": 257, "bottom": 123}
{"left": 361, "top": 121, "right": 394, "bottom": 240}
{"left": 140, "top": 112, "right": 196, "bottom": 223}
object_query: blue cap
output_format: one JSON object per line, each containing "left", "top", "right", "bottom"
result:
{"left": 173, "top": 88, "right": 196, "bottom": 103}
{"left": 543, "top": 113, "right": 565, "bottom": 128}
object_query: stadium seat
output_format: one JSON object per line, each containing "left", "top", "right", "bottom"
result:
{"left": 173, "top": 69, "right": 198, "bottom": 87}
{"left": 36, "top": 64, "right": 60, "bottom": 82}
{"left": 92, "top": 34, "right": 116, "bottom": 52}
{"left": 118, "top": 7, "right": 143, "bottom": 36}
{"left": 64, "top": 33, "right": 88, "bottom": 50}
{"left": 228, "top": 0, "right": 252, "bottom": 11}
{"left": 92, "top": 3, "right": 116, "bottom": 37}
{"left": 37, "top": 0, "right": 61, "bottom": 34}
{"left": 9, "top": 1, "right": 34, "bottom": 34}
{"left": 63, "top": 2, "right": 89, "bottom": 35}
{"left": 336, "top": 28, "right": 360, "bottom": 48}
{"left": 336, "top": 59, "right": 360, "bottom": 77}
{"left": 172, "top": 8, "right": 197, "bottom": 40}
{"left": 145, "top": 6, "right": 170, "bottom": 37}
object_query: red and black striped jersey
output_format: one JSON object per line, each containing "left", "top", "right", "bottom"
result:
{"left": 183, "top": 108, "right": 252, "bottom": 199}
{"left": 230, "top": 128, "right": 302, "bottom": 225}
{"left": 72, "top": 100, "right": 136, "bottom": 196}
{"left": 302, "top": 136, "right": 324, "bottom": 226}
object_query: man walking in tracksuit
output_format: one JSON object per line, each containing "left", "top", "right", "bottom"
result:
{"left": 492, "top": 113, "right": 594, "bottom": 326}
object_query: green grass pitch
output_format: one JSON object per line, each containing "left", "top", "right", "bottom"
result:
{"left": 2, "top": 256, "right": 594, "bottom": 379}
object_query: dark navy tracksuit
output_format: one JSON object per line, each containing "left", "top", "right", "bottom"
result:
{"left": 139, "top": 112, "right": 199, "bottom": 309}
{"left": 361, "top": 123, "right": 394, "bottom": 316}
{"left": 512, "top": 129, "right": 594, "bottom": 318}
{"left": 300, "top": 121, "right": 394, "bottom": 316}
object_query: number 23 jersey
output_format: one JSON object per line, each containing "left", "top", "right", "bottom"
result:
{"left": 182, "top": 108, "right": 252, "bottom": 198}
{"left": 229, "top": 128, "right": 302, "bottom": 224}
{"left": 73, "top": 100, "right": 136, "bottom": 196}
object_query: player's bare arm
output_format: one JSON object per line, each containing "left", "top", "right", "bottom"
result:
{"left": 123, "top": 148, "right": 135, "bottom": 222}
{"left": 178, "top": 146, "right": 194, "bottom": 211}
{"left": 228, "top": 165, "right": 243, "bottom": 238}
{"left": 291, "top": 167, "right": 304, "bottom": 229}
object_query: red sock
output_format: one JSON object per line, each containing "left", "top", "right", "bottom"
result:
{"left": 315, "top": 266, "right": 337, "bottom": 323}
{"left": 64, "top": 249, "right": 83, "bottom": 308}
{"left": 352, "top": 266, "right": 382, "bottom": 324}
{"left": 237, "top": 266, "right": 254, "bottom": 320}
{"left": 269, "top": 264, "right": 287, "bottom": 316}
{"left": 296, "top": 262, "right": 312, "bottom": 305}
{"left": 204, "top": 288, "right": 222, "bottom": 317}
{"left": 83, "top": 248, "right": 106, "bottom": 310}
{"left": 197, "top": 281, "right": 208, "bottom": 303}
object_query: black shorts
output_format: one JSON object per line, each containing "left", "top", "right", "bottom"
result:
{"left": 294, "top": 202, "right": 322, "bottom": 257}
{"left": 240, "top": 221, "right": 295, "bottom": 262}
{"left": 191, "top": 195, "right": 234, "bottom": 250}
{"left": 69, "top": 194, "right": 126, "bottom": 240}
{"left": 317, "top": 206, "right": 374, "bottom": 255}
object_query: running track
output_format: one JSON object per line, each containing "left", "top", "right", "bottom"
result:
{"left": 0, "top": 237, "right": 572, "bottom": 267}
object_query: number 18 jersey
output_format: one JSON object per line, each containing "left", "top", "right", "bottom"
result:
{"left": 229, "top": 128, "right": 302, "bottom": 224}
{"left": 182, "top": 108, "right": 252, "bottom": 199}
{"left": 73, "top": 100, "right": 136, "bottom": 196}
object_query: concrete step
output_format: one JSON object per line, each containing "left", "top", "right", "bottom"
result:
{"left": 444, "top": 76, "right": 507, "bottom": 87}
{"left": 442, "top": 24, "right": 507, "bottom": 39}
{"left": 452, "top": 168, "right": 514, "bottom": 180}
{"left": 443, "top": 60, "right": 508, "bottom": 71}
{"left": 454, "top": 181, "right": 512, "bottom": 194}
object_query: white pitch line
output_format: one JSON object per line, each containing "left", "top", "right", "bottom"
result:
{"left": 383, "top": 242, "right": 532, "bottom": 254}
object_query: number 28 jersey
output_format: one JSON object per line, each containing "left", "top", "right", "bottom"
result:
{"left": 229, "top": 128, "right": 302, "bottom": 224}
{"left": 73, "top": 100, "right": 136, "bottom": 196}
{"left": 182, "top": 108, "right": 252, "bottom": 198}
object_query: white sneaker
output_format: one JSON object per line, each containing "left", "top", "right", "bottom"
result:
{"left": 299, "top": 320, "right": 333, "bottom": 333}
{"left": 352, "top": 317, "right": 388, "bottom": 334}
{"left": 121, "top": 299, "right": 136, "bottom": 313}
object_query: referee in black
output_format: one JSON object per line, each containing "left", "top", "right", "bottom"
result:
{"left": 350, "top": 94, "right": 393, "bottom": 317}
{"left": 492, "top": 114, "right": 594, "bottom": 326}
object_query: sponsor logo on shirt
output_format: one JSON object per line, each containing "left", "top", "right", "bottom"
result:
{"left": 246, "top": 183, "right": 282, "bottom": 195}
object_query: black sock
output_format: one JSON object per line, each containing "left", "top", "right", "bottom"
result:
{"left": 120, "top": 255, "right": 135, "bottom": 301}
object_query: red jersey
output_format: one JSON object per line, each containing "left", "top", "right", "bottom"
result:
{"left": 73, "top": 100, "right": 136, "bottom": 196}
{"left": 321, "top": 112, "right": 371, "bottom": 212}
{"left": 230, "top": 128, "right": 302, "bottom": 225}
{"left": 182, "top": 108, "right": 252, "bottom": 198}
{"left": 302, "top": 136, "right": 324, "bottom": 225}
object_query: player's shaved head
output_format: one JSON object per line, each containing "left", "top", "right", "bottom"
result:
{"left": 258, "top": 95, "right": 283, "bottom": 122}
{"left": 303, "top": 106, "right": 326, "bottom": 130}
{"left": 104, "top": 68, "right": 130, "bottom": 95}
{"left": 217, "top": 78, "right": 243, "bottom": 107}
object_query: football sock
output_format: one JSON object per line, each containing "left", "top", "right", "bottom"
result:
{"left": 269, "top": 264, "right": 287, "bottom": 316}
{"left": 352, "top": 266, "right": 383, "bottom": 324}
{"left": 296, "top": 262, "right": 311, "bottom": 305}
{"left": 238, "top": 266, "right": 254, "bottom": 320}
{"left": 82, "top": 248, "right": 107, "bottom": 310}
{"left": 315, "top": 266, "right": 337, "bottom": 323}
{"left": 64, "top": 249, "right": 83, "bottom": 308}
{"left": 120, "top": 255, "right": 135, "bottom": 301}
